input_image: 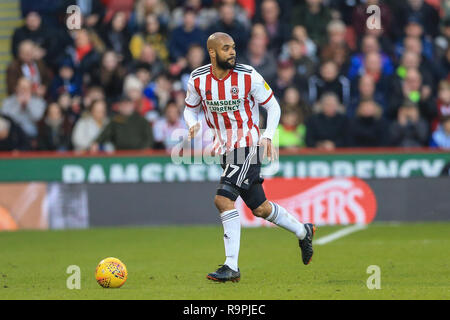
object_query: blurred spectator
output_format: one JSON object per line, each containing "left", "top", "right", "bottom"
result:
{"left": 146, "top": 72, "right": 174, "bottom": 112}
{"left": 281, "top": 86, "right": 312, "bottom": 119}
{"left": 129, "top": 43, "right": 165, "bottom": 78}
{"left": 432, "top": 80, "right": 450, "bottom": 131}
{"left": 37, "top": 103, "right": 72, "bottom": 151}
{"left": 348, "top": 34, "right": 394, "bottom": 81}
{"left": 0, "top": 115, "right": 30, "bottom": 151}
{"left": 250, "top": 23, "right": 268, "bottom": 44}
{"left": 305, "top": 93, "right": 348, "bottom": 150}
{"left": 347, "top": 100, "right": 389, "bottom": 147}
{"left": 253, "top": 0, "right": 291, "bottom": 23}
{"left": 153, "top": 100, "right": 185, "bottom": 151}
{"left": 270, "top": 60, "right": 306, "bottom": 102}
{"left": 349, "top": 74, "right": 387, "bottom": 118}
{"left": 223, "top": 0, "right": 252, "bottom": 29}
{"left": 274, "top": 107, "right": 306, "bottom": 149}
{"left": 430, "top": 116, "right": 450, "bottom": 149}
{"left": 1, "top": 77, "right": 46, "bottom": 138}
{"left": 320, "top": 20, "right": 351, "bottom": 73}
{"left": 444, "top": 0, "right": 450, "bottom": 20}
{"left": 241, "top": 36, "right": 277, "bottom": 81}
{"left": 401, "top": 36, "right": 440, "bottom": 81}
{"left": 49, "top": 58, "right": 82, "bottom": 100}
{"left": 72, "top": 99, "right": 109, "bottom": 151}
{"left": 134, "top": 62, "right": 153, "bottom": 89}
{"left": 284, "top": 38, "right": 316, "bottom": 80}
{"left": 396, "top": 0, "right": 440, "bottom": 39}
{"left": 20, "top": 0, "right": 65, "bottom": 28}
{"left": 89, "top": 50, "right": 126, "bottom": 104}
{"left": 395, "top": 50, "right": 434, "bottom": 89}
{"left": 57, "top": 92, "right": 82, "bottom": 127}
{"left": 91, "top": 95, "right": 154, "bottom": 151}
{"left": 130, "top": 63, "right": 160, "bottom": 112}
{"left": 99, "top": 11, "right": 132, "bottom": 63}
{"left": 180, "top": 44, "right": 206, "bottom": 89}
{"left": 360, "top": 51, "right": 392, "bottom": 103}
{"left": 170, "top": 0, "right": 218, "bottom": 30}
{"left": 435, "top": 18, "right": 450, "bottom": 60}
{"left": 328, "top": 0, "right": 357, "bottom": 25}
{"left": 11, "top": 11, "right": 54, "bottom": 62}
{"left": 168, "top": 7, "right": 206, "bottom": 63}
{"left": 82, "top": 86, "right": 105, "bottom": 113}
{"left": 4, "top": 0, "right": 450, "bottom": 153}
{"left": 388, "top": 68, "right": 436, "bottom": 121}
{"left": 291, "top": 0, "right": 332, "bottom": 47}
{"left": 123, "top": 74, "right": 157, "bottom": 122}
{"left": 395, "top": 16, "right": 434, "bottom": 61}
{"left": 290, "top": 25, "right": 317, "bottom": 60}
{"left": 66, "top": 28, "right": 101, "bottom": 77}
{"left": 258, "top": 0, "right": 290, "bottom": 54}
{"left": 440, "top": 47, "right": 450, "bottom": 80}
{"left": 102, "top": 0, "right": 134, "bottom": 25}
{"left": 308, "top": 60, "right": 351, "bottom": 108}
{"left": 208, "top": 3, "right": 249, "bottom": 56}
{"left": 129, "top": 13, "right": 169, "bottom": 63}
{"left": 389, "top": 101, "right": 429, "bottom": 147}
{"left": 131, "top": 0, "right": 171, "bottom": 31}
{"left": 6, "top": 40, "right": 51, "bottom": 97}
{"left": 172, "top": 83, "right": 189, "bottom": 112}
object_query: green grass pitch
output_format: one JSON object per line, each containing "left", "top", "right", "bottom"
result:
{"left": 0, "top": 222, "right": 449, "bottom": 300}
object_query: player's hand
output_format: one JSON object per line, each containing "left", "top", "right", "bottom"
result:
{"left": 260, "top": 137, "right": 278, "bottom": 162}
{"left": 188, "top": 123, "right": 201, "bottom": 141}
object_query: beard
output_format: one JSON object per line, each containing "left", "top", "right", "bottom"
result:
{"left": 216, "top": 54, "right": 236, "bottom": 70}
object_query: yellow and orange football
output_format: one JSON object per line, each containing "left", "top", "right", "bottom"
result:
{"left": 95, "top": 257, "right": 128, "bottom": 288}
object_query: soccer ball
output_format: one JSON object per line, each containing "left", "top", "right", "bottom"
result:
{"left": 95, "top": 257, "right": 128, "bottom": 288}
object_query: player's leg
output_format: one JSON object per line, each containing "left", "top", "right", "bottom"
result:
{"left": 212, "top": 147, "right": 254, "bottom": 273}
{"left": 207, "top": 147, "right": 258, "bottom": 282}
{"left": 241, "top": 184, "right": 316, "bottom": 265}
{"left": 253, "top": 200, "right": 307, "bottom": 240}
{"left": 214, "top": 193, "right": 240, "bottom": 272}
{"left": 206, "top": 189, "right": 241, "bottom": 282}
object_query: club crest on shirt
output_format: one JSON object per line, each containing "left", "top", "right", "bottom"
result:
{"left": 230, "top": 86, "right": 239, "bottom": 96}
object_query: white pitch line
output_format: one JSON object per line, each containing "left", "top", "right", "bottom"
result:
{"left": 313, "top": 224, "right": 368, "bottom": 246}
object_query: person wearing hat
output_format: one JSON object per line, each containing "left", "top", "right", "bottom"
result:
{"left": 90, "top": 95, "right": 154, "bottom": 152}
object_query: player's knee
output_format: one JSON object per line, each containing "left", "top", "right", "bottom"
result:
{"left": 214, "top": 195, "right": 235, "bottom": 212}
{"left": 252, "top": 201, "right": 271, "bottom": 219}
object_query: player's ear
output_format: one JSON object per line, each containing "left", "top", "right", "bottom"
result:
{"left": 209, "top": 48, "right": 216, "bottom": 60}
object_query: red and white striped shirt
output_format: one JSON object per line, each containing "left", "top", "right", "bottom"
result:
{"left": 185, "top": 63, "right": 274, "bottom": 154}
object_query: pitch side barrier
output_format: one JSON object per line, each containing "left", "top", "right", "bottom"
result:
{"left": 0, "top": 148, "right": 448, "bottom": 230}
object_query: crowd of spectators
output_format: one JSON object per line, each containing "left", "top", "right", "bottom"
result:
{"left": 1, "top": 0, "right": 450, "bottom": 153}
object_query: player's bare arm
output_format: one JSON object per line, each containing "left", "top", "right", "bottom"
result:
{"left": 260, "top": 137, "right": 278, "bottom": 162}
{"left": 187, "top": 123, "right": 200, "bottom": 141}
